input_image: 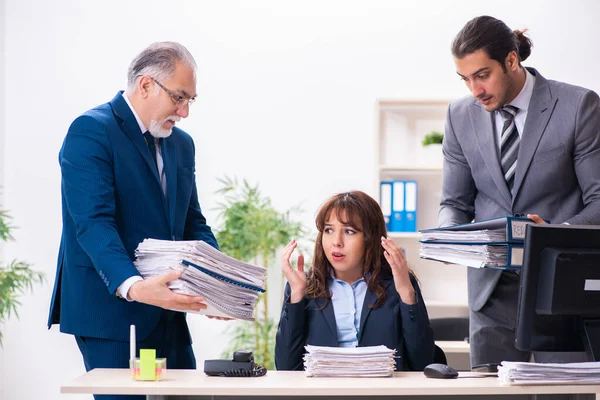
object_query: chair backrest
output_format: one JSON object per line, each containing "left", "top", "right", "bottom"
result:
{"left": 430, "top": 317, "right": 469, "bottom": 342}
{"left": 433, "top": 344, "right": 447, "bottom": 365}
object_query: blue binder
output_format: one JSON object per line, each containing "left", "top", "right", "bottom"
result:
{"left": 391, "top": 181, "right": 405, "bottom": 232}
{"left": 381, "top": 180, "right": 418, "bottom": 232}
{"left": 404, "top": 180, "right": 417, "bottom": 232}
{"left": 418, "top": 215, "right": 540, "bottom": 270}
{"left": 380, "top": 181, "right": 393, "bottom": 232}
{"left": 419, "top": 241, "right": 524, "bottom": 270}
{"left": 421, "top": 215, "right": 544, "bottom": 243}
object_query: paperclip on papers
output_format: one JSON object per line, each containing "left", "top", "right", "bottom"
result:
{"left": 303, "top": 345, "right": 396, "bottom": 377}
{"left": 134, "top": 239, "right": 267, "bottom": 321}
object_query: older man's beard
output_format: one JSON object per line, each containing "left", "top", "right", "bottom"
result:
{"left": 148, "top": 116, "right": 181, "bottom": 138}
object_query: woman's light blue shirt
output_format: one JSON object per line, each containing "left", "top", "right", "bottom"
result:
{"left": 329, "top": 275, "right": 368, "bottom": 347}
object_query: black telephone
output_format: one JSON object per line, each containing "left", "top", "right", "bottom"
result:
{"left": 204, "top": 350, "right": 267, "bottom": 377}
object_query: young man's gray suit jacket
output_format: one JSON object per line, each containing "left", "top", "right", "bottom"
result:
{"left": 439, "top": 67, "right": 600, "bottom": 312}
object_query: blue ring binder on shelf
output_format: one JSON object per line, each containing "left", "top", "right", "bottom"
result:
{"left": 380, "top": 180, "right": 418, "bottom": 232}
{"left": 181, "top": 260, "right": 266, "bottom": 293}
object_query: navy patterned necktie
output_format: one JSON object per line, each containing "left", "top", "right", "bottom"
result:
{"left": 499, "top": 105, "right": 519, "bottom": 193}
{"left": 143, "top": 131, "right": 158, "bottom": 171}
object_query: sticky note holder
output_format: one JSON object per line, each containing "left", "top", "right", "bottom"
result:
{"left": 130, "top": 349, "right": 166, "bottom": 381}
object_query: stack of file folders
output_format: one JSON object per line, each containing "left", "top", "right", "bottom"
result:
{"left": 419, "top": 216, "right": 535, "bottom": 270}
{"left": 134, "top": 239, "right": 267, "bottom": 320}
{"left": 498, "top": 361, "right": 600, "bottom": 385}
{"left": 303, "top": 345, "right": 396, "bottom": 377}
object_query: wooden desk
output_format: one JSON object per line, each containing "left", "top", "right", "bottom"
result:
{"left": 61, "top": 369, "right": 600, "bottom": 400}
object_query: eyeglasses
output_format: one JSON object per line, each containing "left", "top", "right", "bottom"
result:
{"left": 152, "top": 78, "right": 196, "bottom": 107}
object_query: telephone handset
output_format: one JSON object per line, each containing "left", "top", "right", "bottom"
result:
{"left": 204, "top": 350, "right": 267, "bottom": 377}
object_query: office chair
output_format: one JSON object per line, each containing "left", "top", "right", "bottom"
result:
{"left": 433, "top": 344, "right": 447, "bottom": 365}
{"left": 430, "top": 317, "right": 469, "bottom": 342}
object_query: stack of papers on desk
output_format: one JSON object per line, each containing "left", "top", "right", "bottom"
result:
{"left": 498, "top": 361, "right": 600, "bottom": 385}
{"left": 303, "top": 345, "right": 396, "bottom": 377}
{"left": 134, "top": 239, "right": 267, "bottom": 321}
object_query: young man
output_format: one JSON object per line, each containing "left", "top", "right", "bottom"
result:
{"left": 48, "top": 42, "right": 219, "bottom": 400}
{"left": 440, "top": 16, "right": 600, "bottom": 366}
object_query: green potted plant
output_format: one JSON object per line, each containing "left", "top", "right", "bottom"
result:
{"left": 421, "top": 130, "right": 444, "bottom": 167}
{"left": 214, "top": 176, "right": 310, "bottom": 369}
{"left": 0, "top": 208, "right": 44, "bottom": 345}
{"left": 422, "top": 130, "right": 444, "bottom": 147}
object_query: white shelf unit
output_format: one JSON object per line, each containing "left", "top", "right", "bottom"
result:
{"left": 375, "top": 100, "right": 468, "bottom": 312}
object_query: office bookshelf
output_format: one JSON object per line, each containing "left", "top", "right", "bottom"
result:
{"left": 375, "top": 100, "right": 468, "bottom": 318}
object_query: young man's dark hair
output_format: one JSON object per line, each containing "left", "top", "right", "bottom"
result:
{"left": 451, "top": 15, "right": 533, "bottom": 72}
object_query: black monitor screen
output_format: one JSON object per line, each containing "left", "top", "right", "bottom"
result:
{"left": 516, "top": 224, "right": 600, "bottom": 361}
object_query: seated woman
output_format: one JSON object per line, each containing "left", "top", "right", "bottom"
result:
{"left": 275, "top": 190, "right": 434, "bottom": 371}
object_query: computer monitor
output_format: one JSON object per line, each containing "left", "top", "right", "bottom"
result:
{"left": 516, "top": 224, "right": 600, "bottom": 361}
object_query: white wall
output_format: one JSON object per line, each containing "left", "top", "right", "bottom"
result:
{"left": 0, "top": 0, "right": 4, "bottom": 264}
{"left": 1, "top": 1, "right": 599, "bottom": 399}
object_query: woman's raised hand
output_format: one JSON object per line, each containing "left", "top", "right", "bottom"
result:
{"left": 381, "top": 236, "right": 416, "bottom": 304}
{"left": 281, "top": 239, "right": 306, "bottom": 303}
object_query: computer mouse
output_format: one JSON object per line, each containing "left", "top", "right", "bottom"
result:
{"left": 423, "top": 363, "right": 459, "bottom": 379}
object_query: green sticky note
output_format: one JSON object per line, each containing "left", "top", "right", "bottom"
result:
{"left": 139, "top": 349, "right": 156, "bottom": 381}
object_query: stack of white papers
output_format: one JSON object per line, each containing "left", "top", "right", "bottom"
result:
{"left": 134, "top": 239, "right": 267, "bottom": 320}
{"left": 419, "top": 216, "right": 532, "bottom": 270}
{"left": 419, "top": 242, "right": 518, "bottom": 269}
{"left": 498, "top": 361, "right": 600, "bottom": 385}
{"left": 303, "top": 345, "right": 396, "bottom": 377}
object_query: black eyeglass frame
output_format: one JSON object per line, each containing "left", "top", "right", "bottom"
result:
{"left": 152, "top": 77, "right": 196, "bottom": 107}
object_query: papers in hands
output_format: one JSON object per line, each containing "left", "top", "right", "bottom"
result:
{"left": 134, "top": 239, "right": 267, "bottom": 320}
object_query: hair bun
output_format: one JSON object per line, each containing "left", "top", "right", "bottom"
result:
{"left": 513, "top": 29, "right": 532, "bottom": 61}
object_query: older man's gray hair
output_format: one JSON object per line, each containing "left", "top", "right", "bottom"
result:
{"left": 126, "top": 42, "right": 197, "bottom": 94}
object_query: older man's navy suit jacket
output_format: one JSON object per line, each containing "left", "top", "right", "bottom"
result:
{"left": 47, "top": 92, "right": 218, "bottom": 343}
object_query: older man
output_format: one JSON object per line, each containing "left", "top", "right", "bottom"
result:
{"left": 48, "top": 42, "right": 218, "bottom": 400}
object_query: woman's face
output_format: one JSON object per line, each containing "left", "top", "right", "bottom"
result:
{"left": 321, "top": 209, "right": 365, "bottom": 284}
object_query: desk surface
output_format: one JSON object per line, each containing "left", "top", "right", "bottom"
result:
{"left": 62, "top": 369, "right": 600, "bottom": 397}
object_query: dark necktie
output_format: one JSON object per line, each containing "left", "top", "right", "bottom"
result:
{"left": 499, "top": 105, "right": 519, "bottom": 193}
{"left": 143, "top": 131, "right": 158, "bottom": 172}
